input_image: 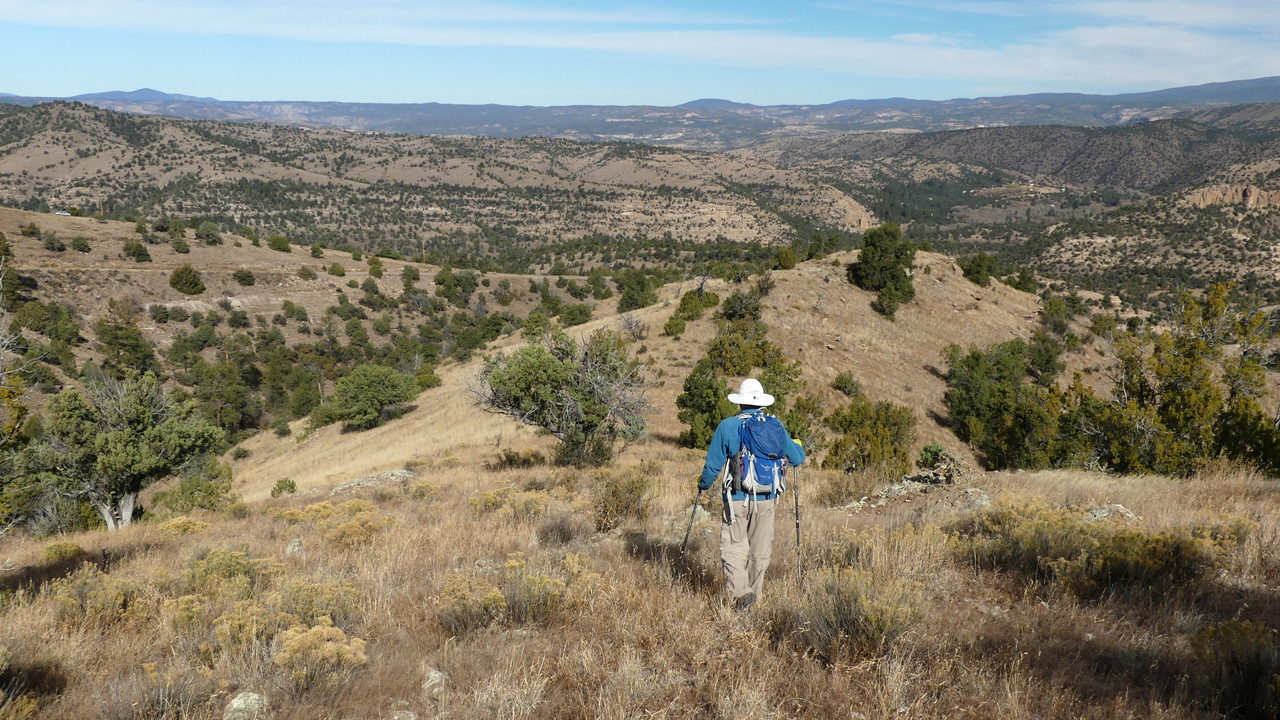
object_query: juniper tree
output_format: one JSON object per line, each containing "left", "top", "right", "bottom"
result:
{"left": 474, "top": 328, "right": 647, "bottom": 466}
{"left": 21, "top": 373, "right": 222, "bottom": 530}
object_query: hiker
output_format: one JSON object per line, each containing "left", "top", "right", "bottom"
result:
{"left": 699, "top": 378, "right": 805, "bottom": 611}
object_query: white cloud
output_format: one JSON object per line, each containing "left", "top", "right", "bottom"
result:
{"left": 1, "top": 0, "right": 1277, "bottom": 93}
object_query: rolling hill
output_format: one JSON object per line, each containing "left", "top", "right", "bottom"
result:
{"left": 5, "top": 76, "right": 1280, "bottom": 150}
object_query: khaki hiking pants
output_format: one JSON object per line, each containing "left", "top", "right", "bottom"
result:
{"left": 721, "top": 497, "right": 775, "bottom": 600}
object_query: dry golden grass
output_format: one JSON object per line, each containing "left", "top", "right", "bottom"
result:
{"left": 4, "top": 447, "right": 1279, "bottom": 718}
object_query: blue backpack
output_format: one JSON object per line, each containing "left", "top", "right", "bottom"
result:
{"left": 726, "top": 413, "right": 790, "bottom": 504}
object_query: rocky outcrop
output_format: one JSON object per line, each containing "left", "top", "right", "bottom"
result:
{"left": 330, "top": 469, "right": 418, "bottom": 496}
{"left": 1185, "top": 184, "right": 1280, "bottom": 210}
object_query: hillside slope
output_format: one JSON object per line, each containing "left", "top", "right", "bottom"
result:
{"left": 0, "top": 103, "right": 871, "bottom": 266}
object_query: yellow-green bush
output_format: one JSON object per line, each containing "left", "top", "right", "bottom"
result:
{"left": 42, "top": 542, "right": 85, "bottom": 564}
{"left": 951, "top": 502, "right": 1252, "bottom": 597}
{"left": 767, "top": 569, "right": 920, "bottom": 665}
{"left": 265, "top": 500, "right": 394, "bottom": 548}
{"left": 48, "top": 564, "right": 140, "bottom": 629}
{"left": 274, "top": 577, "right": 360, "bottom": 629}
{"left": 157, "top": 517, "right": 210, "bottom": 536}
{"left": 273, "top": 617, "right": 368, "bottom": 692}
{"left": 406, "top": 480, "right": 438, "bottom": 501}
{"left": 183, "top": 549, "right": 283, "bottom": 597}
{"left": 436, "top": 574, "right": 508, "bottom": 636}
{"left": 501, "top": 553, "right": 566, "bottom": 625}
{"left": 213, "top": 600, "right": 296, "bottom": 657}
{"left": 469, "top": 486, "right": 555, "bottom": 522}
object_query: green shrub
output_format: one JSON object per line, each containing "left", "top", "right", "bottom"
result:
{"left": 718, "top": 290, "right": 762, "bottom": 322}
{"left": 266, "top": 235, "right": 291, "bottom": 252}
{"left": 959, "top": 252, "right": 1000, "bottom": 287}
{"left": 560, "top": 303, "right": 592, "bottom": 327}
{"left": 776, "top": 247, "right": 797, "bottom": 270}
{"left": 232, "top": 447, "right": 251, "bottom": 460}
{"left": 615, "top": 268, "right": 657, "bottom": 312}
{"left": 662, "top": 315, "right": 686, "bottom": 337}
{"left": 153, "top": 458, "right": 236, "bottom": 513}
{"left": 675, "top": 289, "right": 719, "bottom": 321}
{"left": 123, "top": 239, "right": 151, "bottom": 262}
{"left": 415, "top": 365, "right": 442, "bottom": 390}
{"left": 298, "top": 266, "right": 318, "bottom": 280}
{"left": 310, "top": 244, "right": 324, "bottom": 258}
{"left": 195, "top": 221, "right": 222, "bottom": 245}
{"left": 477, "top": 330, "right": 646, "bottom": 466}
{"left": 327, "top": 263, "right": 345, "bottom": 277}
{"left": 272, "top": 418, "right": 292, "bottom": 437}
{"left": 170, "top": 236, "right": 190, "bottom": 254}
{"left": 917, "top": 441, "right": 952, "bottom": 468}
{"left": 232, "top": 269, "right": 255, "bottom": 286}
{"left": 832, "top": 370, "right": 861, "bottom": 397}
{"left": 41, "top": 234, "right": 65, "bottom": 252}
{"left": 271, "top": 478, "right": 298, "bottom": 498}
{"left": 848, "top": 223, "right": 915, "bottom": 319}
{"left": 19, "top": 222, "right": 39, "bottom": 237}
{"left": 169, "top": 265, "right": 205, "bottom": 295}
{"left": 71, "top": 236, "right": 91, "bottom": 253}
{"left": 315, "top": 364, "right": 418, "bottom": 430}
{"left": 822, "top": 392, "right": 916, "bottom": 480}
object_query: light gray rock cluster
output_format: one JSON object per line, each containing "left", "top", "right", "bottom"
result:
{"left": 1083, "top": 503, "right": 1140, "bottom": 525}
{"left": 330, "top": 469, "right": 418, "bottom": 496}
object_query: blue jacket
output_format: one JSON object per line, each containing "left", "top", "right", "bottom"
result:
{"left": 699, "top": 408, "right": 806, "bottom": 499}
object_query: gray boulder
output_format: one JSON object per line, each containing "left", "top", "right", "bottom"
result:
{"left": 223, "top": 691, "right": 268, "bottom": 720}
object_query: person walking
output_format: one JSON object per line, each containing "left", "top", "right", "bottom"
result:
{"left": 699, "top": 378, "right": 805, "bottom": 611}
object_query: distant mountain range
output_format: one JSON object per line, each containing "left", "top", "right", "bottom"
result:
{"left": 5, "top": 77, "right": 1280, "bottom": 151}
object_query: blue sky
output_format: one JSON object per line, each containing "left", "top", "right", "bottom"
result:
{"left": 2, "top": 0, "right": 1278, "bottom": 105}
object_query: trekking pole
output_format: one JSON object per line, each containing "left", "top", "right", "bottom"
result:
{"left": 674, "top": 486, "right": 704, "bottom": 589}
{"left": 794, "top": 464, "right": 803, "bottom": 582}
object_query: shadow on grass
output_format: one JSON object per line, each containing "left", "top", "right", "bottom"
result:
{"left": 0, "top": 542, "right": 152, "bottom": 595}
{"left": 624, "top": 531, "right": 719, "bottom": 595}
{"left": 0, "top": 655, "right": 67, "bottom": 701}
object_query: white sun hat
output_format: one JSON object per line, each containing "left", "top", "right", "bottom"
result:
{"left": 728, "top": 378, "right": 775, "bottom": 407}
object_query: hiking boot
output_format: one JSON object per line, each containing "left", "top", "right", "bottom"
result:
{"left": 734, "top": 592, "right": 757, "bottom": 613}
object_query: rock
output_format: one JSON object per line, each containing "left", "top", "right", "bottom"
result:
{"left": 223, "top": 691, "right": 268, "bottom": 720}
{"left": 391, "top": 712, "right": 418, "bottom": 720}
{"left": 422, "top": 666, "right": 447, "bottom": 701}
{"left": 683, "top": 504, "right": 711, "bottom": 522}
{"left": 331, "top": 469, "right": 418, "bottom": 496}
{"left": 958, "top": 488, "right": 990, "bottom": 509}
{"left": 284, "top": 538, "right": 304, "bottom": 556}
{"left": 1083, "top": 504, "right": 1139, "bottom": 525}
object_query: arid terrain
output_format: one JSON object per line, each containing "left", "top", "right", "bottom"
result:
{"left": 2, "top": 97, "right": 1280, "bottom": 720}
